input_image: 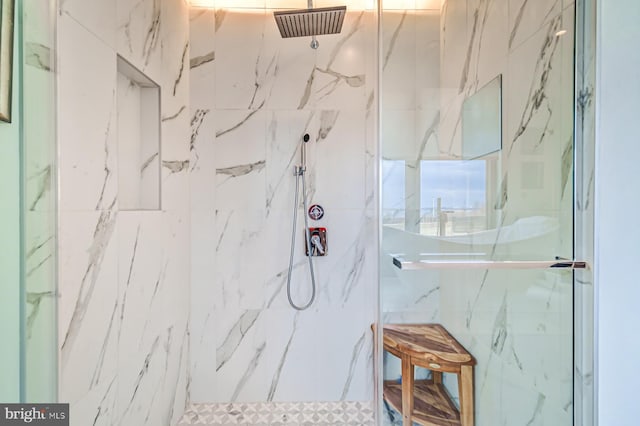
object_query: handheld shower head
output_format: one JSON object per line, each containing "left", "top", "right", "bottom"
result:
{"left": 301, "top": 133, "right": 310, "bottom": 168}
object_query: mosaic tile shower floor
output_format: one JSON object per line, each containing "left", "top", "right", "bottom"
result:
{"left": 177, "top": 402, "right": 376, "bottom": 426}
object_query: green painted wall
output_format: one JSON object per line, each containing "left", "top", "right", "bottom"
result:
{"left": 0, "top": 4, "right": 22, "bottom": 402}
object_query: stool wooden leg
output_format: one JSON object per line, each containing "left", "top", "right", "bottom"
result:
{"left": 458, "top": 365, "right": 474, "bottom": 426}
{"left": 401, "top": 354, "right": 414, "bottom": 426}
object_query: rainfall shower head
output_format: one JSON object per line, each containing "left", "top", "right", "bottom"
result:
{"left": 273, "top": 6, "right": 347, "bottom": 39}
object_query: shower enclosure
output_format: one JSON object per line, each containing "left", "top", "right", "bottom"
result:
{"left": 0, "top": 0, "right": 595, "bottom": 424}
{"left": 379, "top": 0, "right": 594, "bottom": 425}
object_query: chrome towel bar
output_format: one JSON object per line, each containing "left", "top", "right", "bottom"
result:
{"left": 392, "top": 257, "right": 588, "bottom": 270}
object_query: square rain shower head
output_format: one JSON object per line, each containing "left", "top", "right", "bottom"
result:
{"left": 273, "top": 6, "right": 347, "bottom": 38}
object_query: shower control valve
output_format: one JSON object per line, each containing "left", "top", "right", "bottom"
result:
{"left": 305, "top": 227, "right": 327, "bottom": 257}
{"left": 308, "top": 204, "right": 325, "bottom": 220}
{"left": 311, "top": 234, "right": 325, "bottom": 254}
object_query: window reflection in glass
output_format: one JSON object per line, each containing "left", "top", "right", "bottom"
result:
{"left": 420, "top": 160, "right": 488, "bottom": 236}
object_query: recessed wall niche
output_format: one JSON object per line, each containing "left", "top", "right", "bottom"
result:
{"left": 116, "top": 56, "right": 161, "bottom": 210}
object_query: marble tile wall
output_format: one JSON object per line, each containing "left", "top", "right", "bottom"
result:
{"left": 57, "top": 0, "right": 191, "bottom": 424}
{"left": 189, "top": 6, "right": 378, "bottom": 404}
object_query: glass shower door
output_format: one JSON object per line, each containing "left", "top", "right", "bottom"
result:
{"left": 380, "top": 1, "right": 579, "bottom": 424}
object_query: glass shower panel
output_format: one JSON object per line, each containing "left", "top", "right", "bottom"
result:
{"left": 0, "top": 0, "right": 23, "bottom": 401}
{"left": 380, "top": 0, "right": 576, "bottom": 424}
{"left": 438, "top": 267, "right": 573, "bottom": 424}
{"left": 22, "top": 0, "right": 58, "bottom": 402}
{"left": 0, "top": 0, "right": 56, "bottom": 403}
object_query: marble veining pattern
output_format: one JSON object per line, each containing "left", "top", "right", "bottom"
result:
{"left": 191, "top": 51, "right": 215, "bottom": 70}
{"left": 95, "top": 93, "right": 117, "bottom": 211}
{"left": 298, "top": 12, "right": 367, "bottom": 110}
{"left": 59, "top": 0, "right": 191, "bottom": 424}
{"left": 26, "top": 42, "right": 53, "bottom": 71}
{"left": 266, "top": 313, "right": 299, "bottom": 402}
{"left": 189, "top": 6, "right": 377, "bottom": 405}
{"left": 27, "top": 165, "right": 52, "bottom": 211}
{"left": 216, "top": 311, "right": 260, "bottom": 373}
{"left": 60, "top": 209, "right": 118, "bottom": 368}
{"left": 509, "top": 16, "right": 563, "bottom": 153}
{"left": 190, "top": 108, "right": 211, "bottom": 172}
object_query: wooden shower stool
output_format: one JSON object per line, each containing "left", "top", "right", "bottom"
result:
{"left": 383, "top": 324, "right": 476, "bottom": 426}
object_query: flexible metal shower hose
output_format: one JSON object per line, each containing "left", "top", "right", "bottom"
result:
{"left": 286, "top": 171, "right": 317, "bottom": 310}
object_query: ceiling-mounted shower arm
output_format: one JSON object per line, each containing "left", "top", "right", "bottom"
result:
{"left": 308, "top": 0, "right": 320, "bottom": 49}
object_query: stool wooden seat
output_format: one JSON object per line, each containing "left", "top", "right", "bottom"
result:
{"left": 382, "top": 324, "right": 476, "bottom": 426}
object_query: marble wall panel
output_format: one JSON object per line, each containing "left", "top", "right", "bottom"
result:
{"left": 213, "top": 308, "right": 269, "bottom": 402}
{"left": 60, "top": 0, "right": 117, "bottom": 49}
{"left": 508, "top": 0, "right": 562, "bottom": 52}
{"left": 189, "top": 9, "right": 216, "bottom": 85}
{"left": 262, "top": 310, "right": 316, "bottom": 402}
{"left": 188, "top": 40, "right": 216, "bottom": 214}
{"left": 214, "top": 9, "right": 275, "bottom": 110}
{"left": 214, "top": 209, "right": 267, "bottom": 310}
{"left": 264, "top": 110, "right": 313, "bottom": 214}
{"left": 161, "top": 0, "right": 191, "bottom": 213}
{"left": 117, "top": 0, "right": 163, "bottom": 82}
{"left": 320, "top": 210, "right": 376, "bottom": 310}
{"left": 504, "top": 7, "right": 574, "bottom": 258}
{"left": 116, "top": 211, "right": 190, "bottom": 425}
{"left": 189, "top": 6, "right": 378, "bottom": 404}
{"left": 312, "top": 110, "right": 366, "bottom": 210}
{"left": 439, "top": 0, "right": 467, "bottom": 157}
{"left": 58, "top": 211, "right": 120, "bottom": 406}
{"left": 312, "top": 12, "right": 368, "bottom": 111}
{"left": 382, "top": 11, "right": 418, "bottom": 110}
{"left": 58, "top": 14, "right": 118, "bottom": 212}
{"left": 465, "top": 0, "right": 509, "bottom": 91}
{"left": 58, "top": 0, "right": 191, "bottom": 424}
{"left": 189, "top": 8, "right": 217, "bottom": 406}
{"left": 415, "top": 11, "right": 441, "bottom": 112}
{"left": 214, "top": 109, "right": 267, "bottom": 210}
